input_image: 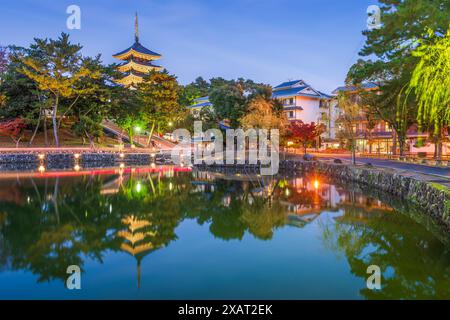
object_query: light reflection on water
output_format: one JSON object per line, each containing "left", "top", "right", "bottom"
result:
{"left": 0, "top": 166, "right": 448, "bottom": 299}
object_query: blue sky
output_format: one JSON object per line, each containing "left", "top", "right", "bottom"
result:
{"left": 0, "top": 0, "right": 378, "bottom": 93}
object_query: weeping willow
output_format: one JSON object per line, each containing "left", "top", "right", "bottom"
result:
{"left": 408, "top": 27, "right": 450, "bottom": 133}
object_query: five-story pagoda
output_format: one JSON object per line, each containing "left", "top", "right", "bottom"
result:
{"left": 113, "top": 13, "right": 162, "bottom": 88}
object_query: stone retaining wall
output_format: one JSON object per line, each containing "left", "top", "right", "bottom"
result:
{"left": 280, "top": 160, "right": 450, "bottom": 231}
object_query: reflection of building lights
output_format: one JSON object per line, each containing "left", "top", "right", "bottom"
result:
{"left": 74, "top": 164, "right": 80, "bottom": 171}
{"left": 150, "top": 153, "right": 155, "bottom": 157}
{"left": 314, "top": 180, "right": 319, "bottom": 190}
{"left": 285, "top": 188, "right": 290, "bottom": 196}
{"left": 38, "top": 165, "right": 45, "bottom": 173}
{"left": 119, "top": 153, "right": 125, "bottom": 158}
{"left": 38, "top": 154, "right": 45, "bottom": 160}
{"left": 151, "top": 162, "right": 156, "bottom": 168}
{"left": 119, "top": 163, "right": 125, "bottom": 169}
{"left": 169, "top": 182, "right": 173, "bottom": 190}
{"left": 74, "top": 153, "right": 80, "bottom": 159}
{"left": 109, "top": 204, "right": 112, "bottom": 214}
{"left": 287, "top": 141, "right": 294, "bottom": 146}
{"left": 136, "top": 182, "right": 142, "bottom": 193}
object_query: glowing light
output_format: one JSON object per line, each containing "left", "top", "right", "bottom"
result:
{"left": 151, "top": 163, "right": 156, "bottom": 168}
{"left": 314, "top": 180, "right": 319, "bottom": 190}
{"left": 74, "top": 164, "right": 80, "bottom": 171}
{"left": 136, "top": 182, "right": 142, "bottom": 193}
{"left": 287, "top": 141, "right": 294, "bottom": 146}
{"left": 38, "top": 154, "right": 45, "bottom": 160}
{"left": 134, "top": 126, "right": 141, "bottom": 133}
{"left": 119, "top": 163, "right": 125, "bottom": 169}
{"left": 74, "top": 153, "right": 80, "bottom": 159}
{"left": 38, "top": 165, "right": 45, "bottom": 173}
{"left": 119, "top": 153, "right": 125, "bottom": 158}
{"left": 168, "top": 121, "right": 173, "bottom": 127}
{"left": 169, "top": 182, "right": 173, "bottom": 190}
{"left": 285, "top": 188, "right": 290, "bottom": 196}
{"left": 109, "top": 204, "right": 112, "bottom": 213}
{"left": 150, "top": 153, "right": 155, "bottom": 157}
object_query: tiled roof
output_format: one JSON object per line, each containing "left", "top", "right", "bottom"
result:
{"left": 284, "top": 106, "right": 304, "bottom": 111}
{"left": 119, "top": 59, "right": 161, "bottom": 68}
{"left": 272, "top": 86, "right": 308, "bottom": 98}
{"left": 188, "top": 101, "right": 213, "bottom": 109}
{"left": 273, "top": 80, "right": 331, "bottom": 99}
{"left": 193, "top": 96, "right": 209, "bottom": 103}
{"left": 274, "top": 80, "right": 303, "bottom": 89}
{"left": 332, "top": 82, "right": 379, "bottom": 94}
{"left": 113, "top": 41, "right": 162, "bottom": 58}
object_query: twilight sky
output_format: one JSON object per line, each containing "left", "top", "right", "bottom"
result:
{"left": 0, "top": 0, "right": 379, "bottom": 93}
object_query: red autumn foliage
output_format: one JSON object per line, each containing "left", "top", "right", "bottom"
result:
{"left": 288, "top": 121, "right": 325, "bottom": 153}
{"left": 0, "top": 118, "right": 27, "bottom": 147}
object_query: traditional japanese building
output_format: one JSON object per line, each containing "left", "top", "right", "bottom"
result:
{"left": 113, "top": 13, "right": 162, "bottom": 88}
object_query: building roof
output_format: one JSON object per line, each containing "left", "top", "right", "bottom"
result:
{"left": 272, "top": 86, "right": 331, "bottom": 99}
{"left": 113, "top": 41, "right": 162, "bottom": 60}
{"left": 120, "top": 59, "right": 161, "bottom": 68}
{"left": 284, "top": 106, "right": 304, "bottom": 111}
{"left": 193, "top": 96, "right": 210, "bottom": 103}
{"left": 188, "top": 101, "right": 213, "bottom": 109}
{"left": 273, "top": 80, "right": 331, "bottom": 100}
{"left": 273, "top": 80, "right": 305, "bottom": 90}
{"left": 332, "top": 82, "right": 379, "bottom": 94}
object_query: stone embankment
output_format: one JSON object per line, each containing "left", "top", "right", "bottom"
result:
{"left": 0, "top": 152, "right": 174, "bottom": 170}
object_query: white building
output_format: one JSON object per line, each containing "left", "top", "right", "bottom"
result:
{"left": 272, "top": 80, "right": 338, "bottom": 147}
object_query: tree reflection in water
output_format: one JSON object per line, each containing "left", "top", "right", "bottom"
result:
{"left": 0, "top": 168, "right": 448, "bottom": 298}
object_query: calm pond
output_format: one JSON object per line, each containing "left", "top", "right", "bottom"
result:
{"left": 0, "top": 166, "right": 449, "bottom": 299}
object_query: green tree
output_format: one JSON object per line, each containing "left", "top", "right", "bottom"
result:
{"left": 18, "top": 33, "right": 93, "bottom": 147}
{"left": 240, "top": 96, "right": 288, "bottom": 134}
{"left": 138, "top": 69, "right": 183, "bottom": 145}
{"left": 209, "top": 78, "right": 273, "bottom": 128}
{"left": 348, "top": 0, "right": 450, "bottom": 155}
{"left": 336, "top": 91, "right": 363, "bottom": 164}
{"left": 407, "top": 27, "right": 450, "bottom": 159}
{"left": 179, "top": 76, "right": 210, "bottom": 107}
{"left": 69, "top": 57, "right": 118, "bottom": 147}
{"left": 0, "top": 46, "right": 49, "bottom": 146}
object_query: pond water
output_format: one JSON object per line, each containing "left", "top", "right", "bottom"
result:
{"left": 0, "top": 166, "right": 448, "bottom": 299}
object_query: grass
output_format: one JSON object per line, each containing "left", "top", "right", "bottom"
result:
{"left": 0, "top": 129, "right": 122, "bottom": 148}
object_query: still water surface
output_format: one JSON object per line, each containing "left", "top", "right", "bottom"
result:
{"left": 0, "top": 166, "right": 448, "bottom": 299}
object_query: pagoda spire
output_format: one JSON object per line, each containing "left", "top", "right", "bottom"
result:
{"left": 113, "top": 13, "right": 162, "bottom": 88}
{"left": 135, "top": 12, "right": 139, "bottom": 43}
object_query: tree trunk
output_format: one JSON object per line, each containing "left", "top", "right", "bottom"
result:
{"left": 146, "top": 121, "right": 156, "bottom": 147}
{"left": 392, "top": 130, "right": 397, "bottom": 156}
{"left": 52, "top": 95, "right": 60, "bottom": 147}
{"left": 397, "top": 133, "right": 406, "bottom": 157}
{"left": 128, "top": 129, "right": 134, "bottom": 147}
{"left": 29, "top": 109, "right": 42, "bottom": 147}
{"left": 43, "top": 115, "right": 48, "bottom": 147}
{"left": 351, "top": 139, "right": 356, "bottom": 165}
